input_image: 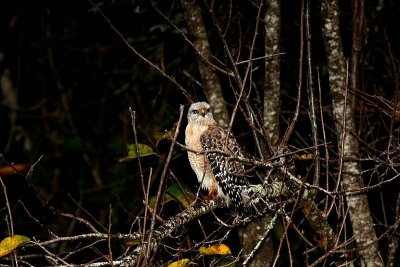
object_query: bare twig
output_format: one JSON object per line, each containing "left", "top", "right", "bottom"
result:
{"left": 128, "top": 108, "right": 149, "bottom": 245}
{"left": 305, "top": 0, "right": 320, "bottom": 190}
{"left": 0, "top": 175, "right": 17, "bottom": 267}
{"left": 144, "top": 105, "right": 185, "bottom": 264}
{"left": 107, "top": 205, "right": 114, "bottom": 266}
{"left": 87, "top": 0, "right": 193, "bottom": 102}
{"left": 280, "top": 0, "right": 304, "bottom": 148}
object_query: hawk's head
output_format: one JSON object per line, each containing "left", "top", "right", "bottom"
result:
{"left": 187, "top": 102, "right": 214, "bottom": 124}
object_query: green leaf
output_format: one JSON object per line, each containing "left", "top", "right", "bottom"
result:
{"left": 153, "top": 122, "right": 178, "bottom": 146}
{"left": 215, "top": 255, "right": 237, "bottom": 267}
{"left": 166, "top": 183, "right": 195, "bottom": 209}
{"left": 146, "top": 184, "right": 195, "bottom": 210}
{"left": 119, "top": 143, "right": 156, "bottom": 162}
{"left": 0, "top": 235, "right": 30, "bottom": 257}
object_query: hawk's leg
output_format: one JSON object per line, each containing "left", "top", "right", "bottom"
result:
{"left": 204, "top": 180, "right": 219, "bottom": 201}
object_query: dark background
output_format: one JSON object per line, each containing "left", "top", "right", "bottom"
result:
{"left": 0, "top": 0, "right": 399, "bottom": 265}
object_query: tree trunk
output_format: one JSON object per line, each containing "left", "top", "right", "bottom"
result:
{"left": 238, "top": 1, "right": 281, "bottom": 266}
{"left": 321, "top": 1, "right": 383, "bottom": 266}
{"left": 263, "top": 0, "right": 281, "bottom": 148}
{"left": 181, "top": 0, "right": 229, "bottom": 128}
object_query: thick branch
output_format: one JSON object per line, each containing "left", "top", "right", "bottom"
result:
{"left": 119, "top": 200, "right": 223, "bottom": 266}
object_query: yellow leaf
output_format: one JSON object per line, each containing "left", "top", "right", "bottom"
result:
{"left": 199, "top": 244, "right": 231, "bottom": 255}
{"left": 167, "top": 258, "right": 191, "bottom": 267}
{"left": 301, "top": 153, "right": 314, "bottom": 160}
{"left": 0, "top": 235, "right": 30, "bottom": 257}
{"left": 125, "top": 238, "right": 142, "bottom": 246}
{"left": 119, "top": 143, "right": 156, "bottom": 162}
{"left": 292, "top": 153, "right": 314, "bottom": 160}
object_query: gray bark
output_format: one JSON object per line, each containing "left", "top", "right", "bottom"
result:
{"left": 321, "top": 1, "right": 383, "bottom": 266}
{"left": 263, "top": 0, "right": 281, "bottom": 147}
{"left": 181, "top": 0, "right": 229, "bottom": 128}
{"left": 238, "top": 1, "right": 281, "bottom": 266}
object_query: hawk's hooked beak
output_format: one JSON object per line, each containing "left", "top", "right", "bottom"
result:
{"left": 199, "top": 107, "right": 207, "bottom": 116}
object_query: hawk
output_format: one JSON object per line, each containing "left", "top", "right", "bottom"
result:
{"left": 185, "top": 101, "right": 249, "bottom": 209}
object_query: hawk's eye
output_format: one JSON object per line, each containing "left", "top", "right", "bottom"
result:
{"left": 192, "top": 110, "right": 198, "bottom": 114}
{"left": 206, "top": 108, "right": 210, "bottom": 113}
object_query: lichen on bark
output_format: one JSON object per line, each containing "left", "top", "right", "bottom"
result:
{"left": 321, "top": 1, "right": 383, "bottom": 265}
